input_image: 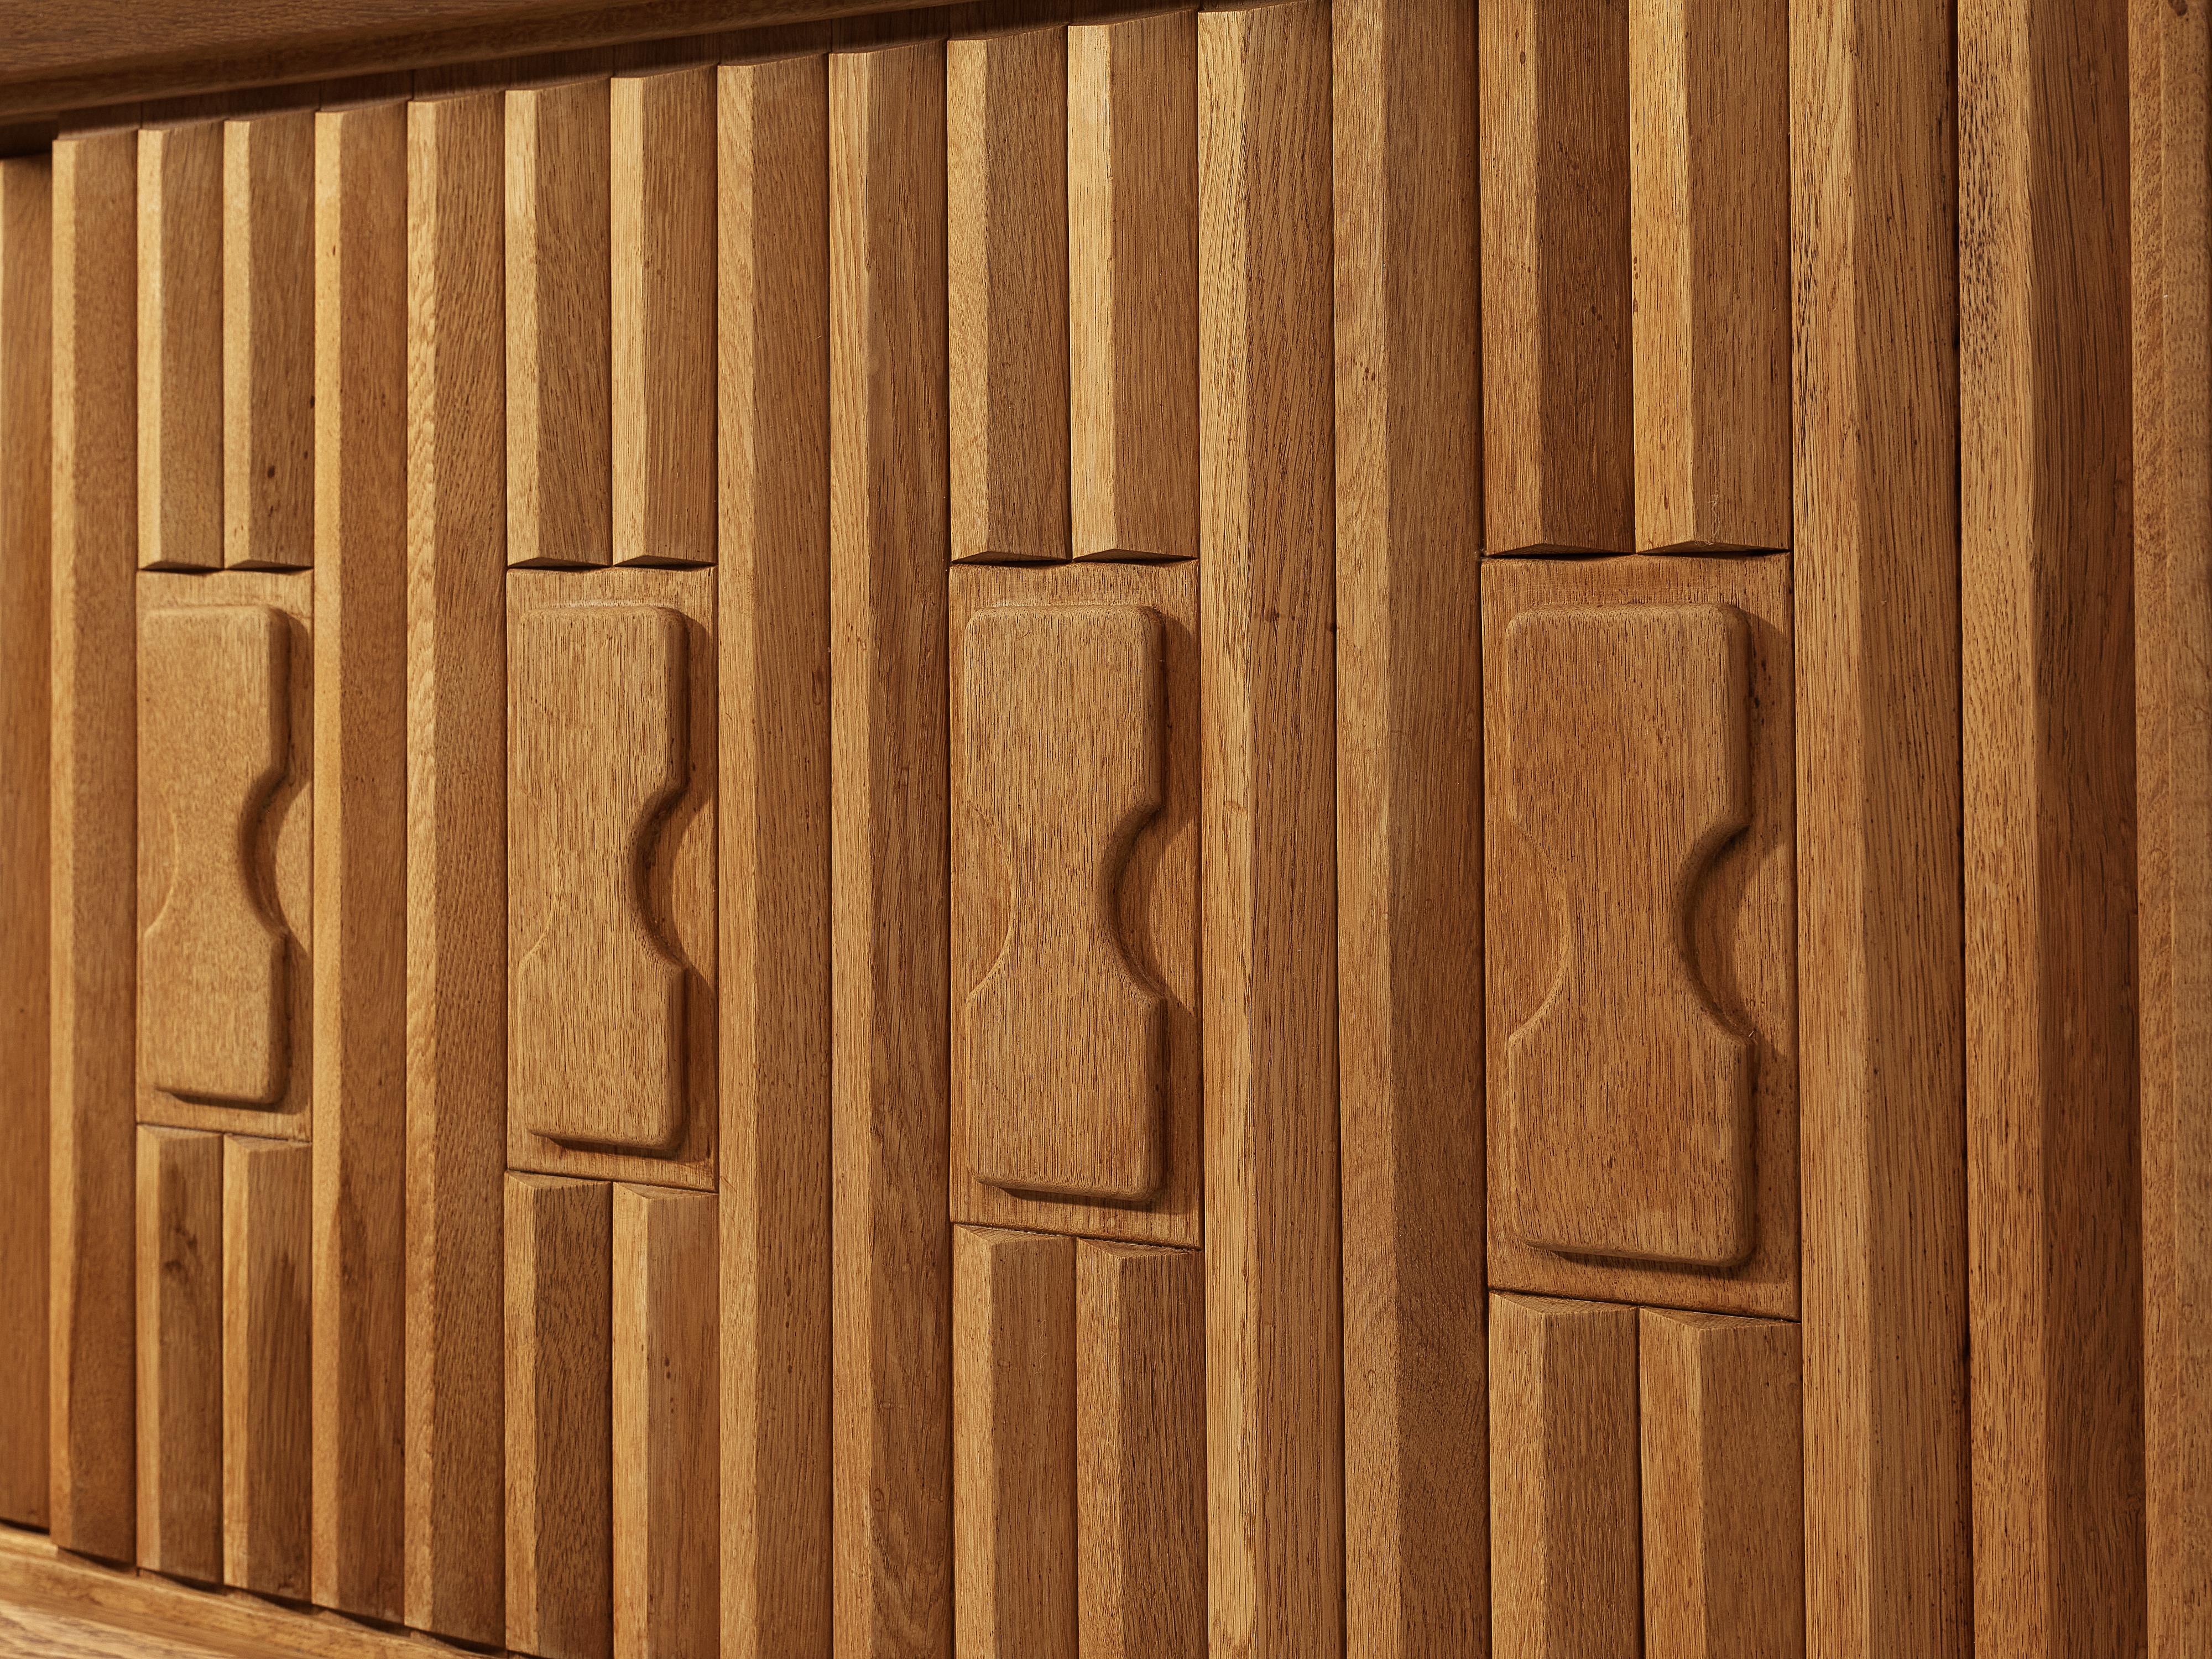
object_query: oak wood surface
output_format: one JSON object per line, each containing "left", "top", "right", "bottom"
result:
{"left": 220, "top": 1138, "right": 310, "bottom": 1600}
{"left": 135, "top": 122, "right": 223, "bottom": 572}
{"left": 222, "top": 111, "right": 315, "bottom": 570}
{"left": 135, "top": 1127, "right": 224, "bottom": 1588}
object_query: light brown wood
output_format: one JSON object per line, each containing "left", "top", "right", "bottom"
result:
{"left": 612, "top": 67, "right": 714, "bottom": 567}
{"left": 612, "top": 1183, "right": 718, "bottom": 1659}
{"left": 135, "top": 1126, "right": 223, "bottom": 1587}
{"left": 716, "top": 50, "right": 833, "bottom": 1659}
{"left": 223, "top": 110, "right": 314, "bottom": 570}
{"left": 0, "top": 153, "right": 51, "bottom": 1532}
{"left": 402, "top": 88, "right": 508, "bottom": 1648}
{"left": 1479, "top": 0, "right": 1633, "bottom": 554}
{"left": 1628, "top": 0, "right": 1788, "bottom": 552}
{"left": 1488, "top": 1293, "right": 1640, "bottom": 1659}
{"left": 1485, "top": 555, "right": 1797, "bottom": 1318}
{"left": 1639, "top": 1308, "right": 1804, "bottom": 1658}
{"left": 1074, "top": 1239, "right": 1203, "bottom": 1659}
{"left": 1959, "top": 1, "right": 2146, "bottom": 1652}
{"left": 1198, "top": 5, "right": 1342, "bottom": 1651}
{"left": 948, "top": 26, "right": 1069, "bottom": 565}
{"left": 505, "top": 77, "right": 613, "bottom": 570}
{"left": 1790, "top": 0, "right": 1969, "bottom": 1649}
{"left": 1068, "top": 9, "right": 1196, "bottom": 565}
{"left": 135, "top": 123, "right": 223, "bottom": 573}
{"left": 952, "top": 1227, "right": 1076, "bottom": 1659}
{"left": 828, "top": 39, "right": 951, "bottom": 1659}
{"left": 221, "top": 1136, "right": 310, "bottom": 1600}
{"left": 50, "top": 124, "right": 141, "bottom": 1566}
{"left": 504, "top": 1173, "right": 613, "bottom": 1659}
{"left": 949, "top": 561, "right": 1200, "bottom": 1249}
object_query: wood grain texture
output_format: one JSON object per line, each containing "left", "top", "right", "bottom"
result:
{"left": 612, "top": 1183, "right": 718, "bottom": 1659}
{"left": 1488, "top": 1293, "right": 1640, "bottom": 1659}
{"left": 309, "top": 96, "right": 408, "bottom": 1624}
{"left": 1790, "top": 0, "right": 1969, "bottom": 1650}
{"left": 2134, "top": 2, "right": 2212, "bottom": 1652}
{"left": 612, "top": 67, "right": 714, "bottom": 567}
{"left": 1068, "top": 9, "right": 1196, "bottom": 564}
{"left": 1628, "top": 0, "right": 1787, "bottom": 551}
{"left": 50, "top": 124, "right": 140, "bottom": 1566}
{"left": 402, "top": 88, "right": 507, "bottom": 1647}
{"left": 1639, "top": 1309, "right": 1804, "bottom": 1658}
{"left": 1485, "top": 555, "right": 1797, "bottom": 1318}
{"left": 828, "top": 40, "right": 951, "bottom": 1659}
{"left": 1959, "top": 0, "right": 2147, "bottom": 1651}
{"left": 1331, "top": 0, "right": 1484, "bottom": 1645}
{"left": 505, "top": 77, "right": 612, "bottom": 569}
{"left": 1479, "top": 0, "right": 1633, "bottom": 554}
{"left": 948, "top": 26, "right": 1068, "bottom": 565}
{"left": 0, "top": 152, "right": 51, "bottom": 1532}
{"left": 134, "top": 1126, "right": 222, "bottom": 1586}
{"left": 716, "top": 51, "right": 832, "bottom": 1659}
{"left": 221, "top": 1136, "right": 310, "bottom": 1600}
{"left": 1198, "top": 5, "right": 1342, "bottom": 1652}
{"left": 1074, "top": 1240, "right": 1203, "bottom": 1659}
{"left": 952, "top": 1227, "right": 1076, "bottom": 1659}
{"left": 505, "top": 1173, "right": 613, "bottom": 1659}
{"left": 223, "top": 110, "right": 314, "bottom": 570}
{"left": 135, "top": 123, "right": 223, "bottom": 572}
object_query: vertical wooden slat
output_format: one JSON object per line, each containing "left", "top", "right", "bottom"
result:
{"left": 404, "top": 89, "right": 508, "bottom": 1647}
{"left": 828, "top": 39, "right": 952, "bottom": 1659}
{"left": 1630, "top": 0, "right": 1788, "bottom": 551}
{"left": 717, "top": 51, "right": 833, "bottom": 1659}
{"left": 1487, "top": 1293, "right": 1640, "bottom": 1659}
{"left": 1639, "top": 1309, "right": 1805, "bottom": 1658}
{"left": 50, "top": 124, "right": 139, "bottom": 1566}
{"left": 1332, "top": 0, "right": 1484, "bottom": 1646}
{"left": 505, "top": 77, "right": 611, "bottom": 570}
{"left": 1960, "top": 0, "right": 2146, "bottom": 1652}
{"left": 506, "top": 1174, "right": 613, "bottom": 1659}
{"left": 612, "top": 67, "right": 714, "bottom": 567}
{"left": 1791, "top": 0, "right": 1969, "bottom": 1648}
{"left": 223, "top": 110, "right": 314, "bottom": 570}
{"left": 135, "top": 1124, "right": 222, "bottom": 1585}
{"left": 1478, "top": 0, "right": 1633, "bottom": 554}
{"left": 1198, "top": 4, "right": 1342, "bottom": 1653}
{"left": 0, "top": 153, "right": 50, "bottom": 1532}
{"left": 612, "top": 1185, "right": 718, "bottom": 1659}
{"left": 948, "top": 27, "right": 1068, "bottom": 565}
{"left": 1068, "top": 10, "right": 1197, "bottom": 565}
{"left": 136, "top": 122, "right": 221, "bottom": 573}
{"left": 223, "top": 1136, "right": 311, "bottom": 1599}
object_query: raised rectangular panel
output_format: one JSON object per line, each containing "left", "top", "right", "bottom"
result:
{"left": 1068, "top": 9, "right": 1197, "bottom": 564}
{"left": 950, "top": 561, "right": 1199, "bottom": 1247}
{"left": 1489, "top": 1293, "right": 1641, "bottom": 1659}
{"left": 224, "top": 110, "right": 314, "bottom": 570}
{"left": 223, "top": 1136, "right": 311, "bottom": 1599}
{"left": 507, "top": 79, "right": 612, "bottom": 570}
{"left": 1485, "top": 554, "right": 1797, "bottom": 1317}
{"left": 137, "top": 1124, "right": 223, "bottom": 1584}
{"left": 948, "top": 26, "right": 1070, "bottom": 565}
{"left": 137, "top": 122, "right": 222, "bottom": 572}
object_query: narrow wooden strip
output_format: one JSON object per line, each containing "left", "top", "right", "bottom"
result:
{"left": 827, "top": 39, "right": 952, "bottom": 1659}
{"left": 403, "top": 90, "right": 508, "bottom": 1647}
{"left": 135, "top": 1125, "right": 222, "bottom": 1585}
{"left": 717, "top": 51, "right": 833, "bottom": 1659}
{"left": 1198, "top": 5, "right": 1343, "bottom": 1653}
{"left": 948, "top": 25, "right": 1068, "bottom": 565}
{"left": 136, "top": 122, "right": 222, "bottom": 572}
{"left": 223, "top": 109, "right": 314, "bottom": 569}
{"left": 1639, "top": 1309, "right": 1804, "bottom": 1657}
{"left": 612, "top": 1184, "right": 718, "bottom": 1659}
{"left": 505, "top": 1174, "right": 613, "bottom": 1659}
{"left": 1331, "top": 0, "right": 1485, "bottom": 1646}
{"left": 222, "top": 1136, "right": 311, "bottom": 1599}
{"left": 50, "top": 124, "right": 139, "bottom": 1566}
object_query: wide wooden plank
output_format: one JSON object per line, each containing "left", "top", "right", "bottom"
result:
{"left": 222, "top": 1137, "right": 311, "bottom": 1600}
{"left": 403, "top": 89, "right": 508, "bottom": 1647}
{"left": 135, "top": 122, "right": 222, "bottom": 573}
{"left": 223, "top": 109, "right": 315, "bottom": 570}
{"left": 1198, "top": 5, "right": 1342, "bottom": 1652}
{"left": 827, "top": 39, "right": 952, "bottom": 1659}
{"left": 50, "top": 124, "right": 140, "bottom": 1566}
{"left": 135, "top": 1126, "right": 222, "bottom": 1586}
{"left": 1331, "top": 0, "right": 1485, "bottom": 1646}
